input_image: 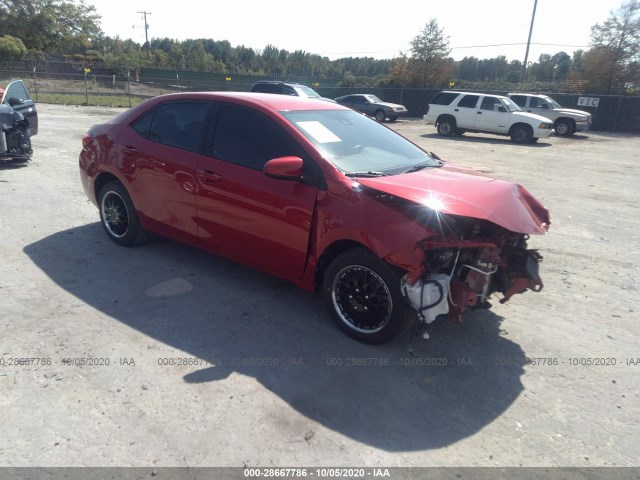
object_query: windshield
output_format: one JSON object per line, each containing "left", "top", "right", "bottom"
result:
{"left": 294, "top": 85, "right": 322, "bottom": 98}
{"left": 502, "top": 97, "right": 521, "bottom": 112}
{"left": 364, "top": 94, "right": 382, "bottom": 103}
{"left": 542, "top": 96, "right": 562, "bottom": 108}
{"left": 282, "top": 109, "right": 439, "bottom": 175}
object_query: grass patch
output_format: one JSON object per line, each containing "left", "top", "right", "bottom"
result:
{"left": 36, "top": 92, "right": 147, "bottom": 108}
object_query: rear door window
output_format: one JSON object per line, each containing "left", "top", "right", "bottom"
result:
{"left": 457, "top": 95, "right": 480, "bottom": 108}
{"left": 133, "top": 101, "right": 212, "bottom": 153}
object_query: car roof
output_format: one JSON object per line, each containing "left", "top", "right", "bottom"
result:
{"left": 253, "top": 80, "right": 299, "bottom": 86}
{"left": 508, "top": 92, "right": 546, "bottom": 97}
{"left": 119, "top": 92, "right": 344, "bottom": 121}
{"left": 442, "top": 90, "right": 507, "bottom": 98}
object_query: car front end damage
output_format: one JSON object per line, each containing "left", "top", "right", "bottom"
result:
{"left": 0, "top": 104, "right": 32, "bottom": 160}
{"left": 390, "top": 219, "right": 544, "bottom": 327}
{"left": 358, "top": 167, "right": 549, "bottom": 334}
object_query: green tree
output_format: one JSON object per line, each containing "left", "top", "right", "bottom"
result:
{"left": 589, "top": 0, "right": 640, "bottom": 92}
{"left": 0, "top": 0, "right": 101, "bottom": 52}
{"left": 410, "top": 18, "right": 451, "bottom": 87}
{"left": 0, "top": 35, "right": 27, "bottom": 60}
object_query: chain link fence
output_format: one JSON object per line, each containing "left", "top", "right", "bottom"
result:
{"left": 1, "top": 62, "right": 638, "bottom": 133}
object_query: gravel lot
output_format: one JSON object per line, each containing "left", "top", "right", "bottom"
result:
{"left": 1, "top": 104, "right": 639, "bottom": 468}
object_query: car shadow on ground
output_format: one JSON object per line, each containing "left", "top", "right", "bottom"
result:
{"left": 421, "top": 133, "right": 553, "bottom": 147}
{"left": 25, "top": 224, "right": 527, "bottom": 452}
{"left": 0, "top": 158, "right": 30, "bottom": 170}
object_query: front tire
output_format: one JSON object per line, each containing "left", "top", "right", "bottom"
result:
{"left": 98, "top": 180, "right": 148, "bottom": 246}
{"left": 374, "top": 110, "right": 387, "bottom": 122}
{"left": 510, "top": 124, "right": 533, "bottom": 144}
{"left": 555, "top": 119, "right": 574, "bottom": 136}
{"left": 323, "top": 248, "right": 409, "bottom": 344}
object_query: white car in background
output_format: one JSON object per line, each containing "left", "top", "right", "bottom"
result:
{"left": 424, "top": 91, "right": 554, "bottom": 143}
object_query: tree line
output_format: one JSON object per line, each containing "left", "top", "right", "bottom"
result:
{"left": 1, "top": 0, "right": 639, "bottom": 94}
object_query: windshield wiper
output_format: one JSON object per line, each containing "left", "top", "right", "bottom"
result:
{"left": 344, "top": 171, "right": 387, "bottom": 177}
{"left": 402, "top": 161, "right": 443, "bottom": 174}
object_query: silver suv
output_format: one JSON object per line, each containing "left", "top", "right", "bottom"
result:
{"left": 508, "top": 93, "right": 592, "bottom": 136}
{"left": 424, "top": 91, "right": 554, "bottom": 143}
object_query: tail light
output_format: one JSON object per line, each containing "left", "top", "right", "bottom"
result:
{"left": 81, "top": 131, "right": 93, "bottom": 149}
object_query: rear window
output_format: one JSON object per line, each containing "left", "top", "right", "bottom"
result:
{"left": 430, "top": 92, "right": 458, "bottom": 106}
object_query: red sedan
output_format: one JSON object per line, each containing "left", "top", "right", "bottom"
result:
{"left": 79, "top": 92, "right": 549, "bottom": 344}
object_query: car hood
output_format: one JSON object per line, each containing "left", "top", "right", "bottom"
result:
{"left": 512, "top": 111, "right": 554, "bottom": 123}
{"left": 554, "top": 108, "right": 590, "bottom": 117}
{"left": 357, "top": 166, "right": 550, "bottom": 234}
{"left": 377, "top": 102, "right": 406, "bottom": 109}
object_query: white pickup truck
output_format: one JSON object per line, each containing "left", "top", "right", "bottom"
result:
{"left": 507, "top": 93, "right": 592, "bottom": 136}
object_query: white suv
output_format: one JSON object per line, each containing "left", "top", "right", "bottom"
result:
{"left": 423, "top": 91, "right": 554, "bottom": 143}
{"left": 508, "top": 93, "right": 592, "bottom": 136}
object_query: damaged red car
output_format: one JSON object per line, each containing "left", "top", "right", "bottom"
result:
{"left": 79, "top": 92, "right": 549, "bottom": 344}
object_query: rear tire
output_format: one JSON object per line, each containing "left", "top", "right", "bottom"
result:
{"left": 98, "top": 180, "right": 148, "bottom": 246}
{"left": 437, "top": 117, "right": 455, "bottom": 137}
{"left": 323, "top": 248, "right": 409, "bottom": 344}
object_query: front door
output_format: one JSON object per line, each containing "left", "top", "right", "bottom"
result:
{"left": 195, "top": 103, "right": 318, "bottom": 280}
{"left": 475, "top": 96, "right": 510, "bottom": 134}
{"left": 2, "top": 80, "right": 38, "bottom": 135}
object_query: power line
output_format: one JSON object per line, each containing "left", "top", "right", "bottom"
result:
{"left": 451, "top": 42, "right": 590, "bottom": 50}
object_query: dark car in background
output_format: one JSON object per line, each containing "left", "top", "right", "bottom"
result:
{"left": 0, "top": 80, "right": 38, "bottom": 161}
{"left": 249, "top": 80, "right": 335, "bottom": 102}
{"left": 334, "top": 94, "right": 408, "bottom": 122}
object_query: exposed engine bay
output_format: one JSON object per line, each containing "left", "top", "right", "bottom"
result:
{"left": 399, "top": 214, "right": 543, "bottom": 337}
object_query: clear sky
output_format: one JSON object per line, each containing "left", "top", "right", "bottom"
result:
{"left": 88, "top": 0, "right": 624, "bottom": 63}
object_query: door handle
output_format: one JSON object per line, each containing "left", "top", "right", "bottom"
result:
{"left": 454, "top": 108, "right": 459, "bottom": 112}
{"left": 197, "top": 169, "right": 223, "bottom": 183}
{"left": 121, "top": 145, "right": 139, "bottom": 156}
{"left": 477, "top": 111, "right": 483, "bottom": 114}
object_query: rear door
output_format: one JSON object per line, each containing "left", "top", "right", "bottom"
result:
{"left": 195, "top": 103, "right": 319, "bottom": 280}
{"left": 453, "top": 94, "right": 480, "bottom": 129}
{"left": 119, "top": 100, "right": 212, "bottom": 243}
{"left": 2, "top": 80, "right": 38, "bottom": 135}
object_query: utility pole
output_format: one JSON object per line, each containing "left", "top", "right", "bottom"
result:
{"left": 521, "top": 0, "right": 538, "bottom": 83}
{"left": 137, "top": 11, "right": 151, "bottom": 54}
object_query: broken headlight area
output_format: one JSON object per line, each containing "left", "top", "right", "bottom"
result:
{"left": 398, "top": 220, "right": 543, "bottom": 326}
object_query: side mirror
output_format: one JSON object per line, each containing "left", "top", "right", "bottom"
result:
{"left": 8, "top": 98, "right": 24, "bottom": 107}
{"left": 542, "top": 104, "right": 550, "bottom": 109}
{"left": 263, "top": 156, "right": 304, "bottom": 180}
{"left": 498, "top": 106, "right": 507, "bottom": 113}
